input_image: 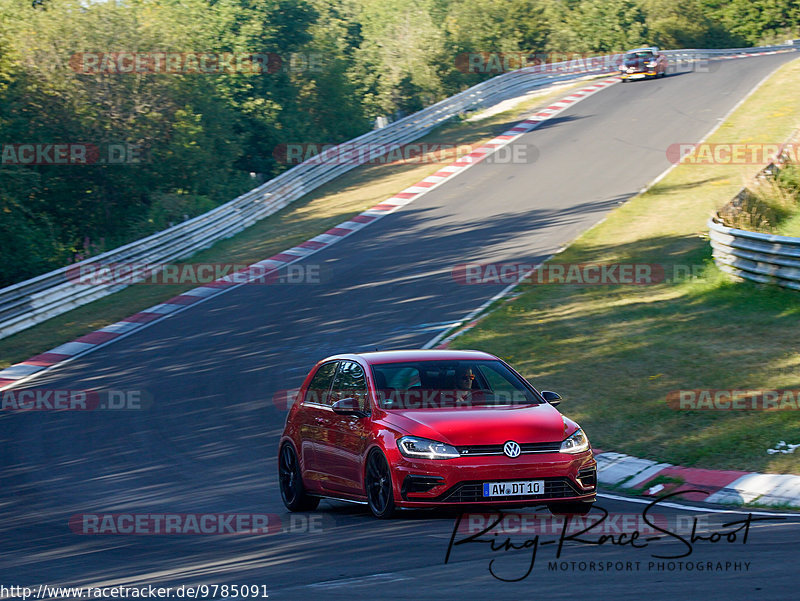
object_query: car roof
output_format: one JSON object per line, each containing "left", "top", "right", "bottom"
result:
{"left": 626, "top": 47, "right": 657, "bottom": 53}
{"left": 320, "top": 349, "right": 499, "bottom": 365}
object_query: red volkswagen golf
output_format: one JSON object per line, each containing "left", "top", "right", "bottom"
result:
{"left": 278, "top": 350, "right": 596, "bottom": 518}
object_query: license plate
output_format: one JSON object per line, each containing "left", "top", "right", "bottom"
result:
{"left": 483, "top": 480, "right": 543, "bottom": 497}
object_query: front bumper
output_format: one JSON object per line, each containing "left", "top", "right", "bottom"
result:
{"left": 620, "top": 71, "right": 657, "bottom": 80}
{"left": 391, "top": 450, "right": 596, "bottom": 507}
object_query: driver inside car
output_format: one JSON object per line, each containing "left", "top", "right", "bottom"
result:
{"left": 454, "top": 367, "right": 476, "bottom": 404}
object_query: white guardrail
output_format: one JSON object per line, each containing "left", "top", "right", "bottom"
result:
{"left": 708, "top": 218, "right": 800, "bottom": 291}
{"left": 0, "top": 44, "right": 796, "bottom": 339}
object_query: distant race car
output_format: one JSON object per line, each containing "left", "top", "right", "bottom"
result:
{"left": 619, "top": 47, "right": 668, "bottom": 81}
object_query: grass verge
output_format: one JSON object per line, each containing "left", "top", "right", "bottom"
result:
{"left": 451, "top": 58, "right": 800, "bottom": 474}
{"left": 0, "top": 78, "right": 601, "bottom": 369}
{"left": 775, "top": 162, "right": 800, "bottom": 235}
{"left": 724, "top": 162, "right": 800, "bottom": 234}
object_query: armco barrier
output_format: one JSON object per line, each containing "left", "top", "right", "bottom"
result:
{"left": 0, "top": 44, "right": 795, "bottom": 339}
{"left": 708, "top": 217, "right": 800, "bottom": 291}
{"left": 708, "top": 129, "right": 800, "bottom": 291}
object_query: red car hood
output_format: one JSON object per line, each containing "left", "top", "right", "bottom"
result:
{"left": 380, "top": 403, "right": 567, "bottom": 445}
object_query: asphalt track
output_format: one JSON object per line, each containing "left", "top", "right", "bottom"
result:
{"left": 2, "top": 53, "right": 799, "bottom": 600}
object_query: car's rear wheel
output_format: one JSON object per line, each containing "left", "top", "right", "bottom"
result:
{"left": 279, "top": 443, "right": 320, "bottom": 511}
{"left": 547, "top": 501, "right": 594, "bottom": 516}
{"left": 365, "top": 450, "right": 396, "bottom": 518}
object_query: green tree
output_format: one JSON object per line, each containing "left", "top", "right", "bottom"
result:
{"left": 706, "top": 0, "right": 800, "bottom": 45}
{"left": 349, "top": 0, "right": 447, "bottom": 118}
{"left": 548, "top": 0, "right": 648, "bottom": 52}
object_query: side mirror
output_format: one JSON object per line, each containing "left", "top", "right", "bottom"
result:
{"left": 541, "top": 390, "right": 562, "bottom": 406}
{"left": 332, "top": 397, "right": 368, "bottom": 418}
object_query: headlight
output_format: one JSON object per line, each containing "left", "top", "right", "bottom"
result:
{"left": 397, "top": 436, "right": 460, "bottom": 459}
{"left": 560, "top": 429, "right": 590, "bottom": 454}
{"left": 645, "top": 61, "right": 657, "bottom": 67}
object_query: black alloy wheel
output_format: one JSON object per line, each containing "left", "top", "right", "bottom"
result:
{"left": 279, "top": 443, "right": 320, "bottom": 511}
{"left": 365, "top": 450, "right": 397, "bottom": 518}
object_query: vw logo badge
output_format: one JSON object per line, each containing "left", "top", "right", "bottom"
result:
{"left": 503, "top": 441, "right": 521, "bottom": 458}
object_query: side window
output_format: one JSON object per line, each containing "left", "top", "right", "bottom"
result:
{"left": 330, "top": 361, "right": 368, "bottom": 411}
{"left": 304, "top": 361, "right": 338, "bottom": 405}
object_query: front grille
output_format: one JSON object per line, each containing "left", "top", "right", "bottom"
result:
{"left": 432, "top": 477, "right": 582, "bottom": 503}
{"left": 456, "top": 441, "right": 561, "bottom": 456}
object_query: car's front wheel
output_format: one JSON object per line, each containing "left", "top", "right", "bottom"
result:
{"left": 365, "top": 450, "right": 397, "bottom": 518}
{"left": 279, "top": 443, "right": 320, "bottom": 511}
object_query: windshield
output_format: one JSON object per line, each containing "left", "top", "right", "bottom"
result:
{"left": 626, "top": 51, "right": 654, "bottom": 60}
{"left": 370, "top": 360, "right": 542, "bottom": 409}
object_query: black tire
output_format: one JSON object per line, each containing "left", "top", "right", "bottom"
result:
{"left": 547, "top": 501, "right": 594, "bottom": 516}
{"left": 365, "top": 450, "right": 397, "bottom": 518}
{"left": 279, "top": 443, "right": 320, "bottom": 511}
